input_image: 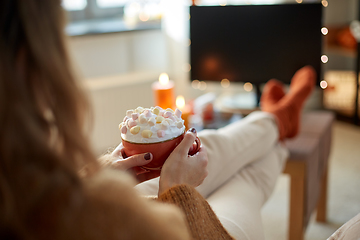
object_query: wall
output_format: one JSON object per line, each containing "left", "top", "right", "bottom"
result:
{"left": 68, "top": 30, "right": 168, "bottom": 79}
{"left": 68, "top": 30, "right": 169, "bottom": 154}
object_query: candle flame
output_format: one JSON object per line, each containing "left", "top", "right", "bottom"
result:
{"left": 159, "top": 73, "right": 169, "bottom": 85}
{"left": 176, "top": 95, "right": 185, "bottom": 109}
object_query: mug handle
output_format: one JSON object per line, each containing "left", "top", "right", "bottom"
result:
{"left": 188, "top": 136, "right": 201, "bottom": 156}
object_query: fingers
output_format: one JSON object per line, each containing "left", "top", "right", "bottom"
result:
{"left": 111, "top": 143, "right": 124, "bottom": 158}
{"left": 190, "top": 145, "right": 208, "bottom": 167}
{"left": 195, "top": 145, "right": 207, "bottom": 156}
{"left": 190, "top": 146, "right": 208, "bottom": 182}
{"left": 112, "top": 152, "right": 153, "bottom": 171}
{"left": 174, "top": 128, "right": 197, "bottom": 156}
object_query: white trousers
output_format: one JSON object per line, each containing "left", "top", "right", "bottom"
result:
{"left": 135, "top": 111, "right": 289, "bottom": 239}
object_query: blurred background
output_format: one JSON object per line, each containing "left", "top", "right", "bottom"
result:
{"left": 62, "top": 0, "right": 360, "bottom": 239}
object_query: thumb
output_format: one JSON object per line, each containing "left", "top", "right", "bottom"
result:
{"left": 174, "top": 128, "right": 197, "bottom": 156}
{"left": 113, "top": 152, "right": 153, "bottom": 171}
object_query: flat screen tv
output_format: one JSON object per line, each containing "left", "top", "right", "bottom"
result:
{"left": 190, "top": 3, "right": 323, "bottom": 89}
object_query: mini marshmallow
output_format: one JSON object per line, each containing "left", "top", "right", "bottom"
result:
{"left": 126, "top": 110, "right": 134, "bottom": 118}
{"left": 176, "top": 121, "right": 183, "bottom": 129}
{"left": 136, "top": 106, "right": 144, "bottom": 113}
{"left": 164, "top": 111, "right": 173, "bottom": 118}
{"left": 156, "top": 116, "right": 164, "bottom": 123}
{"left": 118, "top": 123, "right": 123, "bottom": 130}
{"left": 152, "top": 108, "right": 160, "bottom": 115}
{"left": 128, "top": 119, "right": 137, "bottom": 128}
{"left": 157, "top": 130, "right": 165, "bottom": 138}
{"left": 159, "top": 110, "right": 165, "bottom": 117}
{"left": 123, "top": 116, "right": 128, "bottom": 122}
{"left": 143, "top": 109, "right": 152, "bottom": 117}
{"left": 141, "top": 130, "right": 153, "bottom": 138}
{"left": 175, "top": 108, "right": 182, "bottom": 118}
{"left": 161, "top": 121, "right": 169, "bottom": 130}
{"left": 130, "top": 126, "right": 140, "bottom": 135}
{"left": 139, "top": 114, "right": 147, "bottom": 124}
{"left": 166, "top": 108, "right": 174, "bottom": 113}
{"left": 125, "top": 119, "right": 130, "bottom": 128}
{"left": 131, "top": 113, "right": 139, "bottom": 120}
{"left": 170, "top": 116, "right": 177, "bottom": 122}
{"left": 148, "top": 117, "right": 156, "bottom": 126}
{"left": 121, "top": 125, "right": 127, "bottom": 134}
{"left": 165, "top": 118, "right": 174, "bottom": 125}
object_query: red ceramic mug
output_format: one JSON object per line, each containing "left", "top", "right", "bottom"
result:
{"left": 122, "top": 132, "right": 201, "bottom": 170}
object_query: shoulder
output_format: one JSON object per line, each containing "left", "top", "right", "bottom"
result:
{"left": 83, "top": 168, "right": 137, "bottom": 199}
{"left": 76, "top": 169, "right": 191, "bottom": 240}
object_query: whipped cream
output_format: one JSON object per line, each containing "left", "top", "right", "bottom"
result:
{"left": 119, "top": 106, "right": 185, "bottom": 143}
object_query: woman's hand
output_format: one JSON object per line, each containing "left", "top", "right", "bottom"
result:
{"left": 158, "top": 129, "right": 208, "bottom": 196}
{"left": 99, "top": 143, "right": 160, "bottom": 183}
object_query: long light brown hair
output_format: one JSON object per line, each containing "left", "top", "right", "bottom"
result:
{"left": 0, "top": 0, "right": 99, "bottom": 238}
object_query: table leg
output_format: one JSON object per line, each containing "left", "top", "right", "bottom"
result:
{"left": 316, "top": 167, "right": 328, "bottom": 222}
{"left": 284, "top": 161, "right": 306, "bottom": 240}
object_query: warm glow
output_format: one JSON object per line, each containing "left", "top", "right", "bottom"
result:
{"left": 219, "top": 0, "right": 227, "bottom": 6}
{"left": 244, "top": 82, "right": 253, "bottom": 92}
{"left": 295, "top": 0, "right": 302, "bottom": 3}
{"left": 221, "top": 79, "right": 230, "bottom": 88}
{"left": 176, "top": 95, "right": 185, "bottom": 109}
{"left": 322, "top": 0, "right": 328, "bottom": 7}
{"left": 321, "top": 27, "right": 328, "bottom": 35}
{"left": 199, "top": 81, "right": 207, "bottom": 91}
{"left": 320, "top": 80, "right": 328, "bottom": 89}
{"left": 204, "top": 57, "right": 219, "bottom": 71}
{"left": 139, "top": 12, "right": 150, "bottom": 22}
{"left": 321, "top": 55, "right": 329, "bottom": 63}
{"left": 192, "top": 80, "right": 200, "bottom": 89}
{"left": 159, "top": 73, "right": 169, "bottom": 85}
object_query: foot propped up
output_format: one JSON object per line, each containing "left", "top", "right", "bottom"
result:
{"left": 260, "top": 66, "right": 316, "bottom": 140}
{"left": 260, "top": 79, "right": 285, "bottom": 109}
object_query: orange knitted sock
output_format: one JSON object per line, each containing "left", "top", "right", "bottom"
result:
{"left": 261, "top": 66, "right": 316, "bottom": 140}
{"left": 260, "top": 79, "right": 285, "bottom": 109}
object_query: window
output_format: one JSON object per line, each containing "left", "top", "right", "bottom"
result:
{"left": 97, "top": 0, "right": 129, "bottom": 8}
{"left": 62, "top": 0, "right": 125, "bottom": 23}
{"left": 62, "top": 0, "right": 162, "bottom": 23}
{"left": 62, "top": 0, "right": 163, "bottom": 36}
{"left": 62, "top": 0, "right": 87, "bottom": 11}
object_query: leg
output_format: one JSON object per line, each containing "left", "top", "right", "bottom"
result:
{"left": 261, "top": 66, "right": 316, "bottom": 139}
{"left": 316, "top": 166, "right": 328, "bottom": 222}
{"left": 135, "top": 111, "right": 280, "bottom": 197}
{"left": 283, "top": 161, "right": 306, "bottom": 240}
{"left": 196, "top": 111, "right": 280, "bottom": 197}
{"left": 206, "top": 143, "right": 288, "bottom": 239}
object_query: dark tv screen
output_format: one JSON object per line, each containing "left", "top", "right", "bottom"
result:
{"left": 190, "top": 3, "right": 323, "bottom": 85}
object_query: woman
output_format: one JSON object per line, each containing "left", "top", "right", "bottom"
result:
{"left": 0, "top": 0, "right": 315, "bottom": 239}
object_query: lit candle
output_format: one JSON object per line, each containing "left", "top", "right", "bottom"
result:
{"left": 176, "top": 95, "right": 192, "bottom": 130}
{"left": 152, "top": 73, "right": 175, "bottom": 109}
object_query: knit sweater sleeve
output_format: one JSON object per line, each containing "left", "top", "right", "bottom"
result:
{"left": 158, "top": 184, "right": 235, "bottom": 240}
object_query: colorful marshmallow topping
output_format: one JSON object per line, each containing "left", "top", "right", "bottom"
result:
{"left": 119, "top": 106, "right": 185, "bottom": 143}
